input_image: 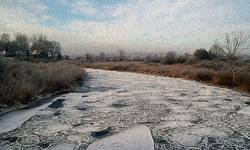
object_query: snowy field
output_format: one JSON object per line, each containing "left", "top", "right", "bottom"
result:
{"left": 0, "top": 69, "right": 250, "bottom": 149}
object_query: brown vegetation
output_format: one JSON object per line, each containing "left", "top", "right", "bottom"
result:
{"left": 72, "top": 32, "right": 250, "bottom": 94}
{"left": 0, "top": 58, "right": 85, "bottom": 106}
{"left": 80, "top": 61, "right": 250, "bottom": 93}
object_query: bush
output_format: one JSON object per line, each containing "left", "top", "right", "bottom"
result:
{"left": 193, "top": 49, "right": 210, "bottom": 60}
{"left": 237, "top": 73, "right": 250, "bottom": 92}
{"left": 176, "top": 55, "right": 188, "bottom": 63}
{"left": 161, "top": 51, "right": 177, "bottom": 64}
{"left": 195, "top": 69, "right": 214, "bottom": 82}
{"left": 212, "top": 72, "right": 234, "bottom": 86}
{"left": 209, "top": 44, "right": 224, "bottom": 60}
{"left": 195, "top": 61, "right": 225, "bottom": 71}
{"left": 185, "top": 57, "right": 198, "bottom": 64}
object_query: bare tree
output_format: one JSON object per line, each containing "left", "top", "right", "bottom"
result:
{"left": 85, "top": 53, "right": 94, "bottom": 63}
{"left": 15, "top": 33, "right": 30, "bottom": 56}
{"left": 50, "top": 41, "right": 62, "bottom": 59}
{"left": 209, "top": 40, "right": 224, "bottom": 60}
{"left": 0, "top": 33, "right": 10, "bottom": 51}
{"left": 118, "top": 49, "right": 126, "bottom": 61}
{"left": 219, "top": 32, "right": 249, "bottom": 82}
{"left": 31, "top": 34, "right": 62, "bottom": 59}
{"left": 99, "top": 52, "right": 105, "bottom": 62}
{"left": 144, "top": 54, "right": 152, "bottom": 63}
{"left": 30, "top": 34, "right": 48, "bottom": 57}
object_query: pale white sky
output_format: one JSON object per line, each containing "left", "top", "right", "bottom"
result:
{"left": 0, "top": 0, "right": 250, "bottom": 55}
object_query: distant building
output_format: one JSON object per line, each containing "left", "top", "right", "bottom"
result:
{"left": 0, "top": 48, "right": 6, "bottom": 56}
{"left": 31, "top": 49, "right": 41, "bottom": 56}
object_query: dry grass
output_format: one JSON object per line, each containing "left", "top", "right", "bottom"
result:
{"left": 212, "top": 71, "right": 234, "bottom": 86}
{"left": 79, "top": 61, "right": 250, "bottom": 93}
{"left": 0, "top": 59, "right": 85, "bottom": 105}
{"left": 237, "top": 72, "right": 250, "bottom": 92}
{"left": 80, "top": 62, "right": 216, "bottom": 81}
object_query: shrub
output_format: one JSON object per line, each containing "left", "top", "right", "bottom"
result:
{"left": 195, "top": 61, "right": 225, "bottom": 71}
{"left": 212, "top": 72, "right": 234, "bottom": 86}
{"left": 193, "top": 49, "right": 210, "bottom": 60}
{"left": 176, "top": 55, "right": 188, "bottom": 63}
{"left": 161, "top": 51, "right": 177, "bottom": 64}
{"left": 195, "top": 69, "right": 214, "bottom": 82}
{"left": 185, "top": 57, "right": 198, "bottom": 64}
{"left": 237, "top": 72, "right": 250, "bottom": 92}
{"left": 209, "top": 43, "right": 224, "bottom": 60}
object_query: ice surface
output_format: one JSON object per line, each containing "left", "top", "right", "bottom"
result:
{"left": 48, "top": 143, "right": 75, "bottom": 150}
{"left": 0, "top": 101, "right": 53, "bottom": 134}
{"left": 42, "top": 124, "right": 72, "bottom": 135}
{"left": 171, "top": 133, "right": 201, "bottom": 147}
{"left": 0, "top": 69, "right": 250, "bottom": 149}
{"left": 238, "top": 107, "right": 250, "bottom": 116}
{"left": 87, "top": 125, "right": 154, "bottom": 150}
{"left": 190, "top": 127, "right": 227, "bottom": 137}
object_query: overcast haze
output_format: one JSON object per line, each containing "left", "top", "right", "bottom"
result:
{"left": 0, "top": 0, "right": 250, "bottom": 55}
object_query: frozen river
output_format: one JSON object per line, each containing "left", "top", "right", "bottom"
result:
{"left": 0, "top": 69, "right": 250, "bottom": 149}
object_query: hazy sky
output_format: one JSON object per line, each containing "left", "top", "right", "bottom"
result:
{"left": 0, "top": 0, "right": 249, "bottom": 55}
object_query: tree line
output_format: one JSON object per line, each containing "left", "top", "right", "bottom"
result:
{"left": 77, "top": 32, "right": 249, "bottom": 83}
{"left": 0, "top": 33, "right": 62, "bottom": 59}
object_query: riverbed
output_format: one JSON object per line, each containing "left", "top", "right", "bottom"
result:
{"left": 0, "top": 69, "right": 250, "bottom": 149}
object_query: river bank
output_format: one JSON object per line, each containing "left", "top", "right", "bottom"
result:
{"left": 0, "top": 58, "right": 85, "bottom": 108}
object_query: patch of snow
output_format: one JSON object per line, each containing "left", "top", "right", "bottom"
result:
{"left": 72, "top": 126, "right": 100, "bottom": 134}
{"left": 67, "top": 135, "right": 82, "bottom": 142}
{"left": 0, "top": 100, "right": 55, "bottom": 134}
{"left": 238, "top": 107, "right": 250, "bottom": 116}
{"left": 162, "top": 114, "right": 198, "bottom": 122}
{"left": 87, "top": 125, "right": 154, "bottom": 150}
{"left": 171, "top": 133, "right": 202, "bottom": 147}
{"left": 48, "top": 143, "right": 76, "bottom": 150}
{"left": 190, "top": 127, "right": 227, "bottom": 137}
{"left": 162, "top": 121, "right": 193, "bottom": 128}
{"left": 42, "top": 124, "right": 71, "bottom": 135}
